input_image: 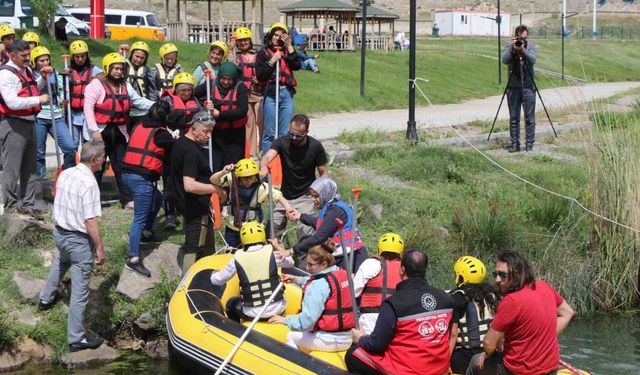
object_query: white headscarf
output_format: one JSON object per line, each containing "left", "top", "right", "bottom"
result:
{"left": 310, "top": 176, "right": 338, "bottom": 206}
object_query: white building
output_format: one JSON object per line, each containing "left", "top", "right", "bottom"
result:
{"left": 433, "top": 10, "right": 511, "bottom": 37}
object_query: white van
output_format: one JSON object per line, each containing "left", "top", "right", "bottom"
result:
{"left": 0, "top": 0, "right": 90, "bottom": 36}
{"left": 69, "top": 8, "right": 165, "bottom": 41}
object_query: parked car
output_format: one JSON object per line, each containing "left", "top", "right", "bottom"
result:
{"left": 0, "top": 0, "right": 90, "bottom": 36}
{"left": 69, "top": 8, "right": 165, "bottom": 41}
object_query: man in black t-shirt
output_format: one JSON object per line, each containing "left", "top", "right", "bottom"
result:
{"left": 259, "top": 114, "right": 328, "bottom": 242}
{"left": 171, "top": 111, "right": 225, "bottom": 273}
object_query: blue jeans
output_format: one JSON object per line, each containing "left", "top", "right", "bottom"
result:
{"left": 35, "top": 117, "right": 76, "bottom": 179}
{"left": 224, "top": 226, "right": 241, "bottom": 249}
{"left": 262, "top": 88, "right": 294, "bottom": 154}
{"left": 301, "top": 59, "right": 318, "bottom": 71}
{"left": 122, "top": 173, "right": 163, "bottom": 257}
{"left": 70, "top": 110, "right": 86, "bottom": 149}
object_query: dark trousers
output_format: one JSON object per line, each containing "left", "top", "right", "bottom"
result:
{"left": 178, "top": 214, "right": 215, "bottom": 274}
{"left": 0, "top": 116, "right": 36, "bottom": 210}
{"left": 451, "top": 347, "right": 483, "bottom": 375}
{"left": 212, "top": 126, "right": 246, "bottom": 173}
{"left": 345, "top": 345, "right": 380, "bottom": 375}
{"left": 94, "top": 124, "right": 132, "bottom": 205}
{"left": 466, "top": 352, "right": 558, "bottom": 375}
{"left": 506, "top": 86, "right": 536, "bottom": 147}
{"left": 161, "top": 161, "right": 176, "bottom": 217}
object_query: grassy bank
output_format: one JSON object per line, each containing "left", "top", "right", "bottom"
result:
{"left": 23, "top": 33, "right": 640, "bottom": 115}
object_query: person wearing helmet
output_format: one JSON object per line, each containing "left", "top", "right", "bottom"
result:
{"left": 256, "top": 22, "right": 301, "bottom": 154}
{"left": 353, "top": 233, "right": 404, "bottom": 335}
{"left": 32, "top": 45, "right": 76, "bottom": 179}
{"left": 211, "top": 222, "right": 293, "bottom": 322}
{"left": 195, "top": 61, "right": 248, "bottom": 173}
{"left": 276, "top": 176, "right": 368, "bottom": 273}
{"left": 120, "top": 41, "right": 158, "bottom": 134}
{"left": 151, "top": 43, "right": 183, "bottom": 93}
{"left": 0, "top": 40, "right": 50, "bottom": 219}
{"left": 448, "top": 256, "right": 498, "bottom": 374}
{"left": 0, "top": 25, "right": 16, "bottom": 64}
{"left": 83, "top": 52, "right": 155, "bottom": 208}
{"left": 22, "top": 32, "right": 40, "bottom": 49}
{"left": 210, "top": 158, "right": 293, "bottom": 248}
{"left": 193, "top": 40, "right": 228, "bottom": 87}
{"left": 121, "top": 101, "right": 176, "bottom": 277}
{"left": 230, "top": 27, "right": 263, "bottom": 158}
{"left": 65, "top": 40, "right": 103, "bottom": 149}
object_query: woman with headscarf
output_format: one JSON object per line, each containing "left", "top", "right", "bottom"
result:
{"left": 278, "top": 176, "right": 369, "bottom": 273}
{"left": 196, "top": 62, "right": 248, "bottom": 172}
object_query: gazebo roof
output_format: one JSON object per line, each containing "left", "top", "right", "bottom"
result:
{"left": 356, "top": 5, "right": 399, "bottom": 20}
{"left": 279, "top": 0, "right": 358, "bottom": 13}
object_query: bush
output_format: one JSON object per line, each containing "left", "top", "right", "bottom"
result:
{"left": 0, "top": 310, "right": 18, "bottom": 351}
{"left": 452, "top": 200, "right": 514, "bottom": 255}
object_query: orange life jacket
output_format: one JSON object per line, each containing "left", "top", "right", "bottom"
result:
{"left": 161, "top": 89, "right": 199, "bottom": 133}
{"left": 261, "top": 48, "right": 297, "bottom": 90}
{"left": 359, "top": 258, "right": 402, "bottom": 313}
{"left": 213, "top": 83, "right": 247, "bottom": 130}
{"left": 302, "top": 268, "right": 355, "bottom": 332}
{"left": 236, "top": 52, "right": 256, "bottom": 91}
{"left": 69, "top": 66, "right": 94, "bottom": 111}
{"left": 93, "top": 78, "right": 131, "bottom": 126}
{"left": 123, "top": 124, "right": 167, "bottom": 176}
{"left": 0, "top": 66, "right": 41, "bottom": 117}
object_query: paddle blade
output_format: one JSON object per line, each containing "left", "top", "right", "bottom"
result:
{"left": 209, "top": 192, "right": 222, "bottom": 230}
{"left": 268, "top": 155, "right": 282, "bottom": 187}
{"left": 52, "top": 166, "right": 63, "bottom": 197}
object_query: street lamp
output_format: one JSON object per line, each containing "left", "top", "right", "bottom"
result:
{"left": 406, "top": 0, "right": 418, "bottom": 141}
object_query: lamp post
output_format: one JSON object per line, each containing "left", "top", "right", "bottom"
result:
{"left": 406, "top": 0, "right": 418, "bottom": 141}
{"left": 359, "top": 0, "right": 370, "bottom": 97}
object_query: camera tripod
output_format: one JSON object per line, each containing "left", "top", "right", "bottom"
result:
{"left": 487, "top": 53, "right": 557, "bottom": 144}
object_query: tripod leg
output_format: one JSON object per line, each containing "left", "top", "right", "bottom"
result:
{"left": 488, "top": 67, "right": 515, "bottom": 141}
{"left": 523, "top": 60, "right": 557, "bottom": 137}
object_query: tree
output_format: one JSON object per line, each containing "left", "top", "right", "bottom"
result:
{"left": 30, "top": 0, "right": 61, "bottom": 36}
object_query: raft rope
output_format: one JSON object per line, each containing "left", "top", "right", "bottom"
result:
{"left": 181, "top": 286, "right": 307, "bottom": 375}
{"left": 410, "top": 77, "right": 640, "bottom": 234}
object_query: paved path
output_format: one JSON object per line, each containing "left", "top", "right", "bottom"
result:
{"left": 45, "top": 81, "right": 640, "bottom": 168}
{"left": 307, "top": 82, "right": 640, "bottom": 141}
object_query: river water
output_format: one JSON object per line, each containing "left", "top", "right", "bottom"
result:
{"left": 11, "top": 313, "right": 640, "bottom": 374}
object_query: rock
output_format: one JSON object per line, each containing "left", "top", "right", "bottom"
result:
{"left": 131, "top": 340, "right": 144, "bottom": 352}
{"left": 116, "top": 243, "right": 181, "bottom": 300}
{"left": 12, "top": 272, "right": 45, "bottom": 301}
{"left": 436, "top": 227, "right": 450, "bottom": 236}
{"left": 369, "top": 204, "right": 383, "bottom": 220}
{"left": 145, "top": 339, "right": 169, "bottom": 360}
{"left": 0, "top": 214, "right": 52, "bottom": 246}
{"left": 17, "top": 337, "right": 53, "bottom": 364}
{"left": 61, "top": 343, "right": 120, "bottom": 368}
{"left": 9, "top": 309, "right": 41, "bottom": 327}
{"left": 0, "top": 350, "right": 30, "bottom": 372}
{"left": 39, "top": 248, "right": 56, "bottom": 267}
{"left": 134, "top": 312, "right": 153, "bottom": 332}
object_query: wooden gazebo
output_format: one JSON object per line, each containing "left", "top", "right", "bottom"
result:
{"left": 355, "top": 5, "right": 399, "bottom": 50}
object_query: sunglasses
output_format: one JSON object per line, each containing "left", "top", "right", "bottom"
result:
{"left": 194, "top": 115, "right": 214, "bottom": 123}
{"left": 289, "top": 129, "right": 306, "bottom": 139}
{"left": 491, "top": 270, "right": 509, "bottom": 279}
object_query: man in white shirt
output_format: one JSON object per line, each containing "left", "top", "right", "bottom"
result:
{"left": 0, "top": 40, "right": 50, "bottom": 219}
{"left": 38, "top": 141, "right": 107, "bottom": 352}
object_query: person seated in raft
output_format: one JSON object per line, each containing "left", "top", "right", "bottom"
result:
{"left": 210, "top": 158, "right": 295, "bottom": 249}
{"left": 210, "top": 222, "right": 293, "bottom": 322}
{"left": 269, "top": 241, "right": 355, "bottom": 352}
{"left": 281, "top": 176, "right": 368, "bottom": 273}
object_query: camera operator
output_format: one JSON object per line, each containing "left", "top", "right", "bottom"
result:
{"left": 501, "top": 25, "right": 537, "bottom": 152}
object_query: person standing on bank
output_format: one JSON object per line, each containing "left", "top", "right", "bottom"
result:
{"left": 256, "top": 22, "right": 301, "bottom": 153}
{"left": 466, "top": 251, "right": 575, "bottom": 375}
{"left": 345, "top": 249, "right": 459, "bottom": 375}
{"left": 38, "top": 141, "right": 107, "bottom": 352}
{"left": 0, "top": 40, "right": 49, "bottom": 220}
{"left": 259, "top": 114, "right": 329, "bottom": 243}
{"left": 193, "top": 40, "right": 228, "bottom": 87}
{"left": 84, "top": 52, "right": 155, "bottom": 209}
{"left": 502, "top": 25, "right": 537, "bottom": 153}
{"left": 151, "top": 43, "right": 183, "bottom": 95}
{"left": 123, "top": 41, "right": 158, "bottom": 133}
{"left": 171, "top": 111, "right": 224, "bottom": 273}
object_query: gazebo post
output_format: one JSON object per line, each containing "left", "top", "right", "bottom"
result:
{"left": 176, "top": 0, "right": 180, "bottom": 22}
{"left": 242, "top": 0, "right": 246, "bottom": 21}
{"left": 251, "top": 0, "right": 257, "bottom": 44}
{"left": 219, "top": 0, "right": 224, "bottom": 42}
{"left": 165, "top": 0, "right": 169, "bottom": 23}
{"left": 261, "top": 0, "right": 264, "bottom": 27}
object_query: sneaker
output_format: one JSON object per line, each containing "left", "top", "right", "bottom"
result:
{"left": 17, "top": 207, "right": 44, "bottom": 221}
{"left": 525, "top": 143, "right": 534, "bottom": 152}
{"left": 68, "top": 337, "right": 103, "bottom": 352}
{"left": 507, "top": 144, "right": 520, "bottom": 153}
{"left": 38, "top": 291, "right": 60, "bottom": 311}
{"left": 164, "top": 215, "right": 177, "bottom": 230}
{"left": 140, "top": 233, "right": 160, "bottom": 243}
{"left": 126, "top": 259, "right": 151, "bottom": 278}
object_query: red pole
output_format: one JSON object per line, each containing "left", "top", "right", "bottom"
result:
{"left": 90, "top": 0, "right": 105, "bottom": 39}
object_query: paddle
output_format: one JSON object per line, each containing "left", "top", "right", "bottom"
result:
{"left": 44, "top": 68, "right": 63, "bottom": 195}
{"left": 214, "top": 281, "right": 285, "bottom": 375}
{"left": 204, "top": 69, "right": 213, "bottom": 172}
{"left": 335, "top": 218, "right": 359, "bottom": 329}
{"left": 349, "top": 187, "right": 363, "bottom": 273}
{"left": 558, "top": 359, "right": 582, "bottom": 375}
{"left": 274, "top": 46, "right": 281, "bottom": 141}
{"left": 267, "top": 167, "right": 275, "bottom": 240}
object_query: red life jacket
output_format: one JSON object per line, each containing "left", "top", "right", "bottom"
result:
{"left": 123, "top": 124, "right": 166, "bottom": 176}
{"left": 302, "top": 268, "right": 355, "bottom": 332}
{"left": 261, "top": 48, "right": 297, "bottom": 89}
{"left": 69, "top": 66, "right": 94, "bottom": 111}
{"left": 161, "top": 89, "right": 199, "bottom": 133}
{"left": 315, "top": 200, "right": 364, "bottom": 253}
{"left": 0, "top": 66, "right": 41, "bottom": 117}
{"left": 236, "top": 52, "right": 256, "bottom": 91}
{"left": 93, "top": 78, "right": 131, "bottom": 126}
{"left": 213, "top": 83, "right": 248, "bottom": 130}
{"left": 360, "top": 258, "right": 401, "bottom": 314}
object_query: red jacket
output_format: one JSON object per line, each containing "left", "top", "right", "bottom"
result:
{"left": 303, "top": 268, "right": 355, "bottom": 332}
{"left": 260, "top": 48, "right": 298, "bottom": 89}
{"left": 69, "top": 66, "right": 93, "bottom": 111}
{"left": 0, "top": 66, "right": 41, "bottom": 117}
{"left": 93, "top": 78, "right": 131, "bottom": 126}
{"left": 123, "top": 124, "right": 167, "bottom": 177}
{"left": 162, "top": 89, "right": 199, "bottom": 133}
{"left": 236, "top": 53, "right": 256, "bottom": 91}
{"left": 213, "top": 83, "right": 248, "bottom": 130}
{"left": 360, "top": 258, "right": 401, "bottom": 314}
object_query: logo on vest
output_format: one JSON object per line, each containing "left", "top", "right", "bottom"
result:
{"left": 421, "top": 293, "right": 436, "bottom": 311}
{"left": 418, "top": 321, "right": 434, "bottom": 337}
{"left": 435, "top": 319, "right": 449, "bottom": 335}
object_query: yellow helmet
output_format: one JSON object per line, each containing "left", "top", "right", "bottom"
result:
{"left": 70, "top": 40, "right": 89, "bottom": 55}
{"left": 209, "top": 40, "right": 228, "bottom": 59}
{"left": 377, "top": 232, "right": 404, "bottom": 256}
{"left": 30, "top": 46, "right": 50, "bottom": 65}
{"left": 22, "top": 31, "right": 40, "bottom": 45}
{"left": 102, "top": 52, "right": 127, "bottom": 74}
{"left": 269, "top": 22, "right": 288, "bottom": 34}
{"left": 130, "top": 41, "right": 150, "bottom": 55}
{"left": 240, "top": 222, "right": 266, "bottom": 246}
{"left": 235, "top": 158, "right": 259, "bottom": 178}
{"left": 159, "top": 43, "right": 178, "bottom": 60}
{"left": 172, "top": 72, "right": 195, "bottom": 87}
{"left": 0, "top": 25, "right": 15, "bottom": 40}
{"left": 233, "top": 27, "right": 252, "bottom": 40}
{"left": 454, "top": 256, "right": 487, "bottom": 286}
